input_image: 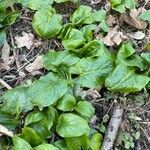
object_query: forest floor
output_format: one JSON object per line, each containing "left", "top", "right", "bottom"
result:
{"left": 0, "top": 0, "right": 150, "bottom": 149}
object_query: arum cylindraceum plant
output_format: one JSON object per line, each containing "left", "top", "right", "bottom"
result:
{"left": 0, "top": 0, "right": 150, "bottom": 149}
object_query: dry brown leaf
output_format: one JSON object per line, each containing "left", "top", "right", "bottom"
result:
{"left": 112, "top": 33, "right": 122, "bottom": 45}
{"left": 106, "top": 15, "right": 116, "bottom": 27}
{"left": 102, "top": 26, "right": 122, "bottom": 46}
{"left": 85, "top": 89, "right": 101, "bottom": 100}
{"left": 120, "top": 9, "right": 147, "bottom": 29}
{"left": 1, "top": 40, "right": 10, "bottom": 65}
{"left": 0, "top": 63, "right": 10, "bottom": 71}
{"left": 0, "top": 125, "right": 13, "bottom": 137}
{"left": 25, "top": 56, "right": 43, "bottom": 73}
{"left": 15, "top": 32, "right": 35, "bottom": 49}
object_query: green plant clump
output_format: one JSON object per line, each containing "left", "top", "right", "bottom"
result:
{"left": 0, "top": 0, "right": 150, "bottom": 149}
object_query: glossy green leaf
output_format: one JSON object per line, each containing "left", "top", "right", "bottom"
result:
{"left": 32, "top": 7, "right": 62, "bottom": 38}
{"left": 116, "top": 42, "right": 135, "bottom": 64}
{"left": 81, "top": 24, "right": 97, "bottom": 42}
{"left": 105, "top": 64, "right": 150, "bottom": 93}
{"left": 125, "top": 0, "right": 137, "bottom": 9}
{"left": 13, "top": 136, "right": 33, "bottom": 150}
{"left": 29, "top": 72, "right": 70, "bottom": 109}
{"left": 110, "top": 0, "right": 136, "bottom": 13}
{"left": 44, "top": 106, "right": 58, "bottom": 130}
{"left": 56, "top": 113, "right": 90, "bottom": 137}
{"left": 99, "top": 19, "right": 109, "bottom": 32}
{"left": 1, "top": 86, "right": 32, "bottom": 116}
{"left": 90, "top": 133, "right": 103, "bottom": 150}
{"left": 24, "top": 108, "right": 55, "bottom": 139}
{"left": 54, "top": 140, "right": 67, "bottom": 150}
{"left": 0, "top": 112, "right": 19, "bottom": 130}
{"left": 28, "top": 0, "right": 54, "bottom": 10}
{"left": 56, "top": 93, "right": 76, "bottom": 111}
{"left": 141, "top": 53, "right": 150, "bottom": 64}
{"left": 55, "top": 0, "right": 79, "bottom": 3}
{"left": 65, "top": 134, "right": 90, "bottom": 150}
{"left": 19, "top": 127, "right": 43, "bottom": 147}
{"left": 42, "top": 50, "right": 80, "bottom": 72}
{"left": 126, "top": 54, "right": 145, "bottom": 71}
{"left": 2, "top": 11, "right": 20, "bottom": 26}
{"left": 34, "top": 144, "right": 59, "bottom": 150}
{"left": 62, "top": 29, "right": 85, "bottom": 51}
{"left": 17, "top": 0, "right": 30, "bottom": 6}
{"left": 75, "top": 101, "right": 95, "bottom": 119}
{"left": 70, "top": 47, "right": 114, "bottom": 88}
{"left": 139, "top": 10, "right": 150, "bottom": 21}
{"left": 78, "top": 40, "right": 106, "bottom": 57}
{"left": 28, "top": 121, "right": 51, "bottom": 139}
{"left": 24, "top": 111, "right": 45, "bottom": 126}
{"left": 92, "top": 9, "right": 106, "bottom": 22}
{"left": 70, "top": 5, "right": 92, "bottom": 24}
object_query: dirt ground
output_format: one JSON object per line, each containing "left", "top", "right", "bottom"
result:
{"left": 0, "top": 0, "right": 150, "bottom": 149}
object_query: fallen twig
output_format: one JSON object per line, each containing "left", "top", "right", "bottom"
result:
{"left": 101, "top": 106, "right": 124, "bottom": 150}
{"left": 0, "top": 78, "right": 12, "bottom": 90}
{"left": 0, "top": 125, "right": 13, "bottom": 137}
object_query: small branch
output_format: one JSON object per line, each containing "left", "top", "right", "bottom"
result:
{"left": 101, "top": 106, "right": 124, "bottom": 150}
{"left": 0, "top": 78, "right": 12, "bottom": 90}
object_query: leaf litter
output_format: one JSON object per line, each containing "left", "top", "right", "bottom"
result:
{"left": 0, "top": 0, "right": 150, "bottom": 149}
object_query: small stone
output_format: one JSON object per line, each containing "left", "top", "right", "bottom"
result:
{"left": 132, "top": 31, "right": 145, "bottom": 40}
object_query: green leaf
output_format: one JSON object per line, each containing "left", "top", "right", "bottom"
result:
{"left": 17, "top": 0, "right": 30, "bottom": 6}
{"left": 105, "top": 64, "right": 150, "bottom": 93}
{"left": 29, "top": 72, "right": 70, "bottom": 109}
{"left": 12, "top": 136, "right": 33, "bottom": 150}
{"left": 70, "top": 47, "right": 114, "bottom": 88}
{"left": 28, "top": 0, "right": 54, "bottom": 10}
{"left": 78, "top": 40, "right": 106, "bottom": 57}
{"left": 32, "top": 7, "right": 62, "bottom": 38}
{"left": 92, "top": 9, "right": 107, "bottom": 22}
{"left": 43, "top": 106, "right": 58, "bottom": 130}
{"left": 55, "top": 0, "right": 79, "bottom": 3}
{"left": 141, "top": 53, "right": 150, "bottom": 64}
{"left": 75, "top": 101, "right": 95, "bottom": 119}
{"left": 62, "top": 28, "right": 85, "bottom": 51}
{"left": 34, "top": 144, "right": 59, "bottom": 150}
{"left": 125, "top": 0, "right": 137, "bottom": 9}
{"left": 139, "top": 10, "right": 150, "bottom": 21}
{"left": 19, "top": 127, "right": 43, "bottom": 147}
{"left": 0, "top": 112, "right": 19, "bottom": 130}
{"left": 70, "top": 5, "right": 92, "bottom": 24}
{"left": 54, "top": 140, "right": 67, "bottom": 150}
{"left": 28, "top": 121, "right": 51, "bottom": 139}
{"left": 116, "top": 42, "right": 135, "bottom": 64}
{"left": 65, "top": 134, "right": 90, "bottom": 150}
{"left": 58, "top": 23, "right": 73, "bottom": 40}
{"left": 0, "top": 30, "right": 6, "bottom": 47}
{"left": 1, "top": 86, "right": 32, "bottom": 116}
{"left": 113, "top": 4, "right": 126, "bottom": 13}
{"left": 145, "top": 41, "right": 150, "bottom": 51}
{"left": 90, "top": 133, "right": 103, "bottom": 150}
{"left": 42, "top": 50, "right": 80, "bottom": 72}
{"left": 126, "top": 54, "right": 145, "bottom": 71}
{"left": 81, "top": 24, "right": 97, "bottom": 42}
{"left": 25, "top": 107, "right": 56, "bottom": 139}
{"left": 56, "top": 93, "right": 76, "bottom": 111}
{"left": 56, "top": 113, "right": 90, "bottom": 137}
{"left": 99, "top": 19, "right": 109, "bottom": 32}
{"left": 24, "top": 111, "right": 45, "bottom": 126}
{"left": 2, "top": 11, "right": 20, "bottom": 26}
{"left": 110, "top": 0, "right": 137, "bottom": 13}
